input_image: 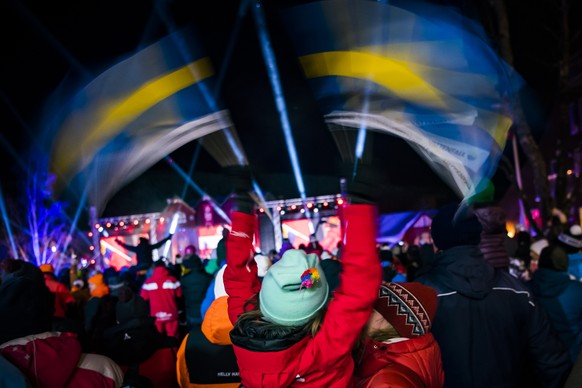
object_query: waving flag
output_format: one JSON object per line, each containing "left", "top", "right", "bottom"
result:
{"left": 48, "top": 27, "right": 233, "bottom": 213}
{"left": 279, "top": 0, "right": 521, "bottom": 201}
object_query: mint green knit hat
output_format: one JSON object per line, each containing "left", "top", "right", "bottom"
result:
{"left": 259, "top": 249, "right": 329, "bottom": 326}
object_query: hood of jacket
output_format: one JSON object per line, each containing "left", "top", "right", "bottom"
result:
{"left": 150, "top": 265, "right": 170, "bottom": 280}
{"left": 0, "top": 332, "right": 81, "bottom": 387}
{"left": 530, "top": 268, "right": 570, "bottom": 298}
{"left": 427, "top": 245, "right": 495, "bottom": 299}
{"left": 356, "top": 334, "right": 443, "bottom": 387}
{"left": 230, "top": 315, "right": 308, "bottom": 352}
{"left": 201, "top": 296, "right": 234, "bottom": 345}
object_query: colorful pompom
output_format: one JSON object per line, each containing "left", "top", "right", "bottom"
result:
{"left": 300, "top": 268, "right": 320, "bottom": 290}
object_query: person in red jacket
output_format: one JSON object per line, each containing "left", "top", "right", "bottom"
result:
{"left": 224, "top": 186, "right": 382, "bottom": 387}
{"left": 141, "top": 260, "right": 183, "bottom": 338}
{"left": 354, "top": 282, "right": 444, "bottom": 387}
{"left": 40, "top": 263, "right": 75, "bottom": 318}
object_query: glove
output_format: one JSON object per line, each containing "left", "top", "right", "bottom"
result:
{"left": 224, "top": 165, "right": 255, "bottom": 214}
{"left": 343, "top": 163, "right": 382, "bottom": 205}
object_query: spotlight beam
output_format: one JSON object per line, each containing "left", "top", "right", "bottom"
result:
{"left": 252, "top": 1, "right": 308, "bottom": 207}
{"left": 164, "top": 157, "right": 231, "bottom": 224}
{"left": 0, "top": 182, "right": 18, "bottom": 258}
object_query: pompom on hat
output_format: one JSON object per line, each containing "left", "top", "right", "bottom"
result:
{"left": 259, "top": 249, "right": 329, "bottom": 326}
{"left": 373, "top": 282, "right": 437, "bottom": 338}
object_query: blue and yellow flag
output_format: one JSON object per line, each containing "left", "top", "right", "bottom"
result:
{"left": 48, "top": 27, "right": 233, "bottom": 213}
{"left": 279, "top": 0, "right": 522, "bottom": 202}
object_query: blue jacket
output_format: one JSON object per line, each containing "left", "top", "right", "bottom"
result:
{"left": 417, "top": 245, "right": 571, "bottom": 388}
{"left": 530, "top": 268, "right": 582, "bottom": 362}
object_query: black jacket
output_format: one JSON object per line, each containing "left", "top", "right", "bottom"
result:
{"left": 181, "top": 256, "right": 213, "bottom": 324}
{"left": 417, "top": 245, "right": 571, "bottom": 388}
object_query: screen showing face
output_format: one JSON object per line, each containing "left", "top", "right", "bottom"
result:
{"left": 282, "top": 216, "right": 341, "bottom": 253}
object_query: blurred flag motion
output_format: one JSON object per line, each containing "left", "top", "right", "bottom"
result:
{"left": 48, "top": 27, "right": 234, "bottom": 213}
{"left": 280, "top": 0, "right": 522, "bottom": 201}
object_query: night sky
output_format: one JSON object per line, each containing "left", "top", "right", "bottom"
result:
{"left": 0, "top": 0, "right": 577, "bottom": 221}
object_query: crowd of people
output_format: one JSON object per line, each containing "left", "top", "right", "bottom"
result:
{"left": 1, "top": 182, "right": 582, "bottom": 387}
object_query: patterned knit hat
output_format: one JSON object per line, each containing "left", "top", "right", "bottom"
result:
{"left": 259, "top": 249, "right": 329, "bottom": 326}
{"left": 557, "top": 224, "right": 582, "bottom": 254}
{"left": 373, "top": 282, "right": 437, "bottom": 338}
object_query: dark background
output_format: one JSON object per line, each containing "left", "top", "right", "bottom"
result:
{"left": 0, "top": 0, "right": 570, "bottom": 220}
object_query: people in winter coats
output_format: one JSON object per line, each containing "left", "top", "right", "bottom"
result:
{"left": 181, "top": 247, "right": 213, "bottom": 328}
{"left": 0, "top": 259, "right": 123, "bottom": 387}
{"left": 530, "top": 244, "right": 582, "bottom": 362}
{"left": 417, "top": 203, "right": 572, "bottom": 387}
{"left": 225, "top": 201, "right": 382, "bottom": 387}
{"left": 177, "top": 266, "right": 240, "bottom": 388}
{"left": 354, "top": 282, "right": 444, "bottom": 387}
{"left": 141, "top": 259, "right": 183, "bottom": 338}
{"left": 39, "top": 263, "right": 75, "bottom": 318}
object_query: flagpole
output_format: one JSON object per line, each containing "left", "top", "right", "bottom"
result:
{"left": 511, "top": 130, "right": 527, "bottom": 230}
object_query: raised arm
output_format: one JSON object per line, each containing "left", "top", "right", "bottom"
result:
{"left": 221, "top": 165, "right": 260, "bottom": 325}
{"left": 150, "top": 234, "right": 172, "bottom": 250}
{"left": 223, "top": 211, "right": 260, "bottom": 325}
{"left": 310, "top": 204, "right": 382, "bottom": 366}
{"left": 115, "top": 238, "right": 138, "bottom": 253}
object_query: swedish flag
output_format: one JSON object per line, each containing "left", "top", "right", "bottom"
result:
{"left": 48, "top": 27, "right": 233, "bottom": 213}
{"left": 279, "top": 0, "right": 521, "bottom": 201}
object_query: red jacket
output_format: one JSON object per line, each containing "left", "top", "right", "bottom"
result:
{"left": 0, "top": 331, "right": 123, "bottom": 388}
{"left": 43, "top": 274, "right": 74, "bottom": 318}
{"left": 354, "top": 334, "right": 444, "bottom": 388}
{"left": 141, "top": 266, "right": 182, "bottom": 321}
{"left": 225, "top": 205, "right": 382, "bottom": 387}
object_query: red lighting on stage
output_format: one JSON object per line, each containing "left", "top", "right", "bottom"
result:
{"left": 291, "top": 204, "right": 297, "bottom": 210}
{"left": 94, "top": 223, "right": 100, "bottom": 229}
{"left": 88, "top": 232, "right": 93, "bottom": 237}
{"left": 133, "top": 220, "right": 139, "bottom": 225}
{"left": 145, "top": 219, "right": 151, "bottom": 224}
{"left": 159, "top": 217, "right": 165, "bottom": 224}
{"left": 337, "top": 198, "right": 344, "bottom": 206}
{"left": 106, "top": 222, "right": 112, "bottom": 228}
{"left": 277, "top": 206, "right": 282, "bottom": 211}
{"left": 90, "top": 259, "right": 96, "bottom": 265}
{"left": 119, "top": 221, "right": 125, "bottom": 227}
{"left": 89, "top": 246, "right": 94, "bottom": 251}
{"left": 307, "top": 202, "right": 313, "bottom": 209}
{"left": 259, "top": 208, "right": 264, "bottom": 213}
{"left": 323, "top": 201, "right": 329, "bottom": 207}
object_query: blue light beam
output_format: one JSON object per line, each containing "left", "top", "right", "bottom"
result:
{"left": 0, "top": 182, "right": 18, "bottom": 258}
{"left": 252, "top": 1, "right": 307, "bottom": 203}
{"left": 164, "top": 157, "right": 231, "bottom": 224}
